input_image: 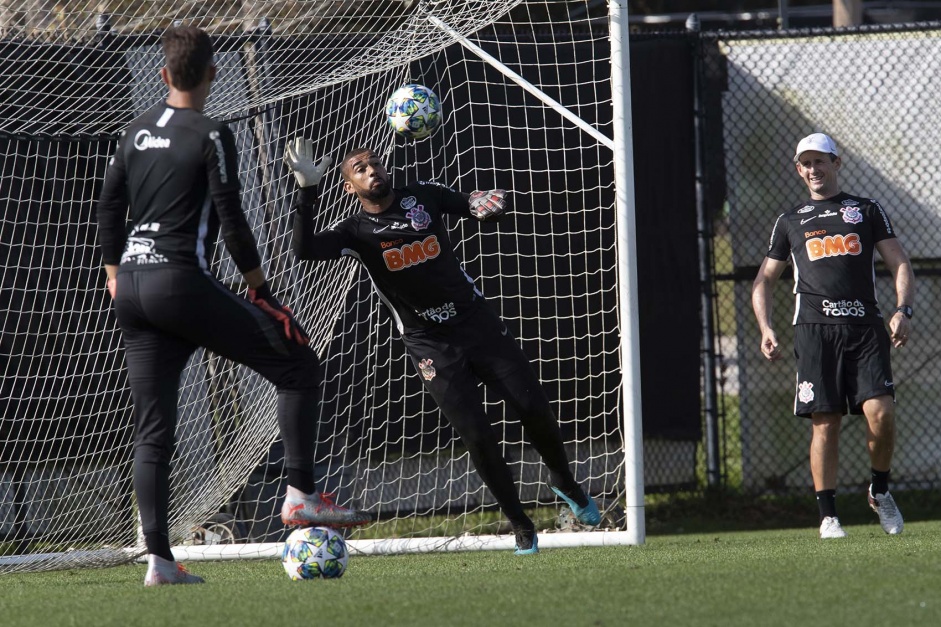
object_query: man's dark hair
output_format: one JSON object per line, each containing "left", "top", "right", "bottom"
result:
{"left": 161, "top": 26, "right": 214, "bottom": 91}
{"left": 340, "top": 147, "right": 375, "bottom": 179}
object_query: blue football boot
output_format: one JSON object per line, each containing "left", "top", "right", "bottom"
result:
{"left": 551, "top": 486, "right": 601, "bottom": 526}
{"left": 513, "top": 523, "right": 539, "bottom": 555}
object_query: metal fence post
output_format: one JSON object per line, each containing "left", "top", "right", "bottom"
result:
{"left": 687, "top": 14, "right": 721, "bottom": 488}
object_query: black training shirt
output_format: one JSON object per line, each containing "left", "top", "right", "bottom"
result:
{"left": 97, "top": 103, "right": 261, "bottom": 273}
{"left": 293, "top": 181, "right": 482, "bottom": 333}
{"left": 765, "top": 191, "right": 896, "bottom": 325}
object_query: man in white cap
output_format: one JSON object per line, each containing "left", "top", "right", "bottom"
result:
{"left": 751, "top": 132, "right": 915, "bottom": 539}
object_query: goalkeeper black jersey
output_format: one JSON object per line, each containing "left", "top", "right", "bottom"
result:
{"left": 765, "top": 191, "right": 896, "bottom": 325}
{"left": 97, "top": 103, "right": 261, "bottom": 274}
{"left": 293, "top": 181, "right": 483, "bottom": 333}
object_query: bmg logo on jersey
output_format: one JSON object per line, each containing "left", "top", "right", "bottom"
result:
{"left": 822, "top": 298, "right": 866, "bottom": 317}
{"left": 133, "top": 129, "right": 171, "bottom": 150}
{"left": 383, "top": 235, "right": 440, "bottom": 270}
{"left": 805, "top": 233, "right": 861, "bottom": 261}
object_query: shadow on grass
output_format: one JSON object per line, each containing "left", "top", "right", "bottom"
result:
{"left": 646, "top": 487, "right": 941, "bottom": 535}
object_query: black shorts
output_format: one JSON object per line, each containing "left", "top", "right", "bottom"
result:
{"left": 793, "top": 323, "right": 894, "bottom": 417}
{"left": 400, "top": 303, "right": 546, "bottom": 424}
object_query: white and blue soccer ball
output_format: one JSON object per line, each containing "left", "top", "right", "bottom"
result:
{"left": 385, "top": 83, "right": 442, "bottom": 140}
{"left": 281, "top": 526, "right": 349, "bottom": 580}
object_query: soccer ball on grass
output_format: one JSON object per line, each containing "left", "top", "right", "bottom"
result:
{"left": 385, "top": 83, "right": 442, "bottom": 140}
{"left": 281, "top": 526, "right": 349, "bottom": 580}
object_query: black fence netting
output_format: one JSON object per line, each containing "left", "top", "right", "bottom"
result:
{"left": 704, "top": 22, "right": 941, "bottom": 494}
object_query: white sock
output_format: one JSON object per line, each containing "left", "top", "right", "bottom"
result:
{"left": 148, "top": 554, "right": 175, "bottom": 570}
{"left": 286, "top": 485, "right": 316, "bottom": 500}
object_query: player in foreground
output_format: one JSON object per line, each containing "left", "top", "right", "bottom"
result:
{"left": 284, "top": 140, "right": 601, "bottom": 555}
{"left": 752, "top": 133, "right": 915, "bottom": 539}
{"left": 96, "top": 27, "right": 369, "bottom": 586}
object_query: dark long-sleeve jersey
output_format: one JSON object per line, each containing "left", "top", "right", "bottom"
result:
{"left": 765, "top": 191, "right": 896, "bottom": 325}
{"left": 293, "top": 181, "right": 483, "bottom": 333}
{"left": 97, "top": 103, "right": 261, "bottom": 273}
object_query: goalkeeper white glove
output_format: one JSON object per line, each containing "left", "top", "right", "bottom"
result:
{"left": 283, "top": 137, "right": 332, "bottom": 188}
{"left": 469, "top": 189, "right": 508, "bottom": 222}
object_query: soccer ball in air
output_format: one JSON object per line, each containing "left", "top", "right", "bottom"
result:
{"left": 281, "top": 526, "right": 349, "bottom": 580}
{"left": 385, "top": 83, "right": 442, "bottom": 140}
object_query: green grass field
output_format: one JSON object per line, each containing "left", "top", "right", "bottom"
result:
{"left": 3, "top": 520, "right": 941, "bottom": 626}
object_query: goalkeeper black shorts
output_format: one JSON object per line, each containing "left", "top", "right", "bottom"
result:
{"left": 400, "top": 302, "right": 552, "bottom": 430}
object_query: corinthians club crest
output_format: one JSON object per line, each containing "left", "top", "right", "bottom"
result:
{"left": 840, "top": 206, "right": 863, "bottom": 224}
{"left": 798, "top": 381, "right": 815, "bottom": 403}
{"left": 406, "top": 205, "right": 432, "bottom": 230}
{"left": 418, "top": 358, "right": 436, "bottom": 381}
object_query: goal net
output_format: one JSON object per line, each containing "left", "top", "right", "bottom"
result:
{"left": 0, "top": 0, "right": 629, "bottom": 572}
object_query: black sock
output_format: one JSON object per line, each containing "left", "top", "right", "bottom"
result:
{"left": 277, "top": 388, "right": 319, "bottom": 495}
{"left": 134, "top": 456, "right": 173, "bottom": 561}
{"left": 287, "top": 467, "right": 315, "bottom": 495}
{"left": 509, "top": 514, "right": 534, "bottom": 532}
{"left": 815, "top": 489, "right": 837, "bottom": 521}
{"left": 871, "top": 469, "right": 890, "bottom": 496}
{"left": 144, "top": 532, "right": 174, "bottom": 561}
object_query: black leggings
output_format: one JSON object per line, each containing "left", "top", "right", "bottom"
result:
{"left": 115, "top": 267, "right": 320, "bottom": 555}
{"left": 403, "top": 305, "right": 579, "bottom": 524}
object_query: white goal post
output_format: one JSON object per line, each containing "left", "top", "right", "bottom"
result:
{"left": 0, "top": 0, "right": 642, "bottom": 573}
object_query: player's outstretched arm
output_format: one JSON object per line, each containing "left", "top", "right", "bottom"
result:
{"left": 468, "top": 189, "right": 509, "bottom": 222}
{"left": 284, "top": 138, "right": 347, "bottom": 261}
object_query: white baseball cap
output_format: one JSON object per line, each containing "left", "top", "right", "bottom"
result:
{"left": 794, "top": 133, "right": 839, "bottom": 162}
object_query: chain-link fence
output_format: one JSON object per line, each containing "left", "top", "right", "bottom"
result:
{"left": 703, "top": 23, "right": 941, "bottom": 494}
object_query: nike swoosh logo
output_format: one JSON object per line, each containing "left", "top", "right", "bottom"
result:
{"left": 800, "top": 216, "right": 818, "bottom": 225}
{"left": 373, "top": 225, "right": 390, "bottom": 233}
{"left": 501, "top": 325, "right": 508, "bottom": 336}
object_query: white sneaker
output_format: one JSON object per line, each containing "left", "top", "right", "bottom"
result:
{"left": 144, "top": 554, "right": 204, "bottom": 586}
{"left": 819, "top": 516, "right": 847, "bottom": 539}
{"left": 281, "top": 492, "right": 372, "bottom": 528}
{"left": 868, "top": 487, "right": 904, "bottom": 535}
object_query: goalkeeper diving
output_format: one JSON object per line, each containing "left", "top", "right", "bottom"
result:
{"left": 284, "top": 139, "right": 602, "bottom": 555}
